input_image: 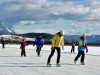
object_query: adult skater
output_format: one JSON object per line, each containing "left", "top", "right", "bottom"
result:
{"left": 71, "top": 40, "right": 75, "bottom": 53}
{"left": 1, "top": 40, "right": 5, "bottom": 48}
{"left": 35, "top": 34, "right": 44, "bottom": 57}
{"left": 47, "top": 30, "right": 64, "bottom": 67}
{"left": 74, "top": 33, "right": 88, "bottom": 65}
{"left": 20, "top": 38, "right": 29, "bottom": 57}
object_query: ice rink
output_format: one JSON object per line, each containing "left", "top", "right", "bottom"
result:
{"left": 0, "top": 44, "right": 100, "bottom": 75}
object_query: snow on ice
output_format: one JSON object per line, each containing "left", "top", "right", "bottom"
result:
{"left": 0, "top": 44, "right": 100, "bottom": 75}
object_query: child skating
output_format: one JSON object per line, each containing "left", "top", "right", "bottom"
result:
{"left": 71, "top": 40, "right": 75, "bottom": 53}
{"left": 20, "top": 38, "right": 29, "bottom": 57}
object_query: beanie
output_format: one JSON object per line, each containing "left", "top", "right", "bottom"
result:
{"left": 60, "top": 30, "right": 64, "bottom": 35}
{"left": 82, "top": 33, "right": 86, "bottom": 37}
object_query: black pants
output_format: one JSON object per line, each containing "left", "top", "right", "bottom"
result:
{"left": 21, "top": 49, "right": 26, "bottom": 56}
{"left": 2, "top": 44, "right": 5, "bottom": 48}
{"left": 74, "top": 51, "right": 85, "bottom": 62}
{"left": 71, "top": 47, "right": 75, "bottom": 53}
{"left": 47, "top": 47, "right": 61, "bottom": 64}
{"left": 36, "top": 46, "right": 42, "bottom": 56}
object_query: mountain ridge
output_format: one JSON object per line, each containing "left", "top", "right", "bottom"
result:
{"left": 16, "top": 32, "right": 100, "bottom": 44}
{"left": 0, "top": 21, "right": 16, "bottom": 34}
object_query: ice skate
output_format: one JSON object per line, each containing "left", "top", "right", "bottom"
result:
{"left": 81, "top": 62, "right": 85, "bottom": 65}
{"left": 47, "top": 63, "right": 51, "bottom": 67}
{"left": 56, "top": 63, "right": 61, "bottom": 67}
{"left": 37, "top": 55, "right": 41, "bottom": 57}
{"left": 74, "top": 60, "right": 76, "bottom": 64}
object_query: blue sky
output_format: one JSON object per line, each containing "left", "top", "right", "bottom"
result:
{"left": 0, "top": 0, "right": 100, "bottom": 35}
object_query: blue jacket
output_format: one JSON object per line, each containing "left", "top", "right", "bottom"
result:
{"left": 78, "top": 39, "right": 87, "bottom": 52}
{"left": 35, "top": 37, "right": 44, "bottom": 47}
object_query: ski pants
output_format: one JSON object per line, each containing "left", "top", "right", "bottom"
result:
{"left": 36, "top": 46, "right": 42, "bottom": 56}
{"left": 47, "top": 47, "right": 61, "bottom": 64}
{"left": 74, "top": 51, "right": 85, "bottom": 62}
{"left": 21, "top": 48, "right": 26, "bottom": 56}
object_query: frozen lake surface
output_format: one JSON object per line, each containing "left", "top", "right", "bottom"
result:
{"left": 0, "top": 44, "right": 100, "bottom": 75}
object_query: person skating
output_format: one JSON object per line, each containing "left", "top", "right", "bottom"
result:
{"left": 47, "top": 30, "right": 64, "bottom": 67}
{"left": 71, "top": 40, "right": 75, "bottom": 53}
{"left": 35, "top": 34, "right": 44, "bottom": 57}
{"left": 74, "top": 33, "right": 88, "bottom": 65}
{"left": 20, "top": 38, "right": 29, "bottom": 57}
{"left": 1, "top": 40, "right": 5, "bottom": 48}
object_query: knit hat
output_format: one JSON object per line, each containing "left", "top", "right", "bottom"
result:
{"left": 60, "top": 30, "right": 64, "bottom": 35}
{"left": 22, "top": 38, "right": 25, "bottom": 41}
{"left": 82, "top": 33, "right": 86, "bottom": 37}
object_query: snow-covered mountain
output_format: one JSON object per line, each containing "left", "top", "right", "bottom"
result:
{"left": 0, "top": 21, "right": 16, "bottom": 34}
{"left": 0, "top": 35, "right": 35, "bottom": 41}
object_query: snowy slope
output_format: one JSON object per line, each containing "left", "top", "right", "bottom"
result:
{"left": 0, "top": 21, "right": 16, "bottom": 34}
{"left": 0, "top": 44, "right": 100, "bottom": 75}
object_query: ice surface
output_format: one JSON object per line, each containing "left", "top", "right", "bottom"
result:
{"left": 0, "top": 44, "right": 100, "bottom": 75}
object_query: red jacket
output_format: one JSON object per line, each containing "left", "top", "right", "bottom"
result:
{"left": 20, "top": 41, "right": 28, "bottom": 49}
{"left": 85, "top": 41, "right": 88, "bottom": 52}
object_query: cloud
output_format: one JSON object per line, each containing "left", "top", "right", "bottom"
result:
{"left": 0, "top": 0, "right": 48, "bottom": 24}
{"left": 19, "top": 21, "right": 35, "bottom": 25}
{"left": 15, "top": 28, "right": 57, "bottom": 34}
{"left": 0, "top": 0, "right": 90, "bottom": 24}
{"left": 0, "top": 0, "right": 100, "bottom": 35}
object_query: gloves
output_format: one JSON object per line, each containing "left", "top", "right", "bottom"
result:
{"left": 86, "top": 50, "right": 88, "bottom": 53}
{"left": 51, "top": 47, "right": 54, "bottom": 50}
{"left": 82, "top": 45, "right": 86, "bottom": 48}
{"left": 62, "top": 47, "right": 64, "bottom": 50}
{"left": 41, "top": 45, "right": 43, "bottom": 48}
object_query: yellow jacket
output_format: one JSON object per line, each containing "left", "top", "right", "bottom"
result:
{"left": 78, "top": 40, "right": 83, "bottom": 46}
{"left": 52, "top": 33, "right": 64, "bottom": 49}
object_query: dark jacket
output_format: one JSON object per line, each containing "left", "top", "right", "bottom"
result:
{"left": 35, "top": 37, "right": 44, "bottom": 47}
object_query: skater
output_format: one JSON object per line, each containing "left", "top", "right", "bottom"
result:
{"left": 20, "top": 38, "right": 29, "bottom": 57}
{"left": 74, "top": 33, "right": 88, "bottom": 65}
{"left": 47, "top": 30, "right": 64, "bottom": 67}
{"left": 71, "top": 40, "right": 75, "bottom": 53}
{"left": 35, "top": 34, "right": 44, "bottom": 57}
{"left": 1, "top": 40, "right": 5, "bottom": 48}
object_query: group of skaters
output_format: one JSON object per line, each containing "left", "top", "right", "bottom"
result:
{"left": 47, "top": 30, "right": 88, "bottom": 67}
{"left": 0, "top": 30, "right": 88, "bottom": 66}
{"left": 20, "top": 33, "right": 44, "bottom": 57}
{"left": 20, "top": 30, "right": 88, "bottom": 67}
